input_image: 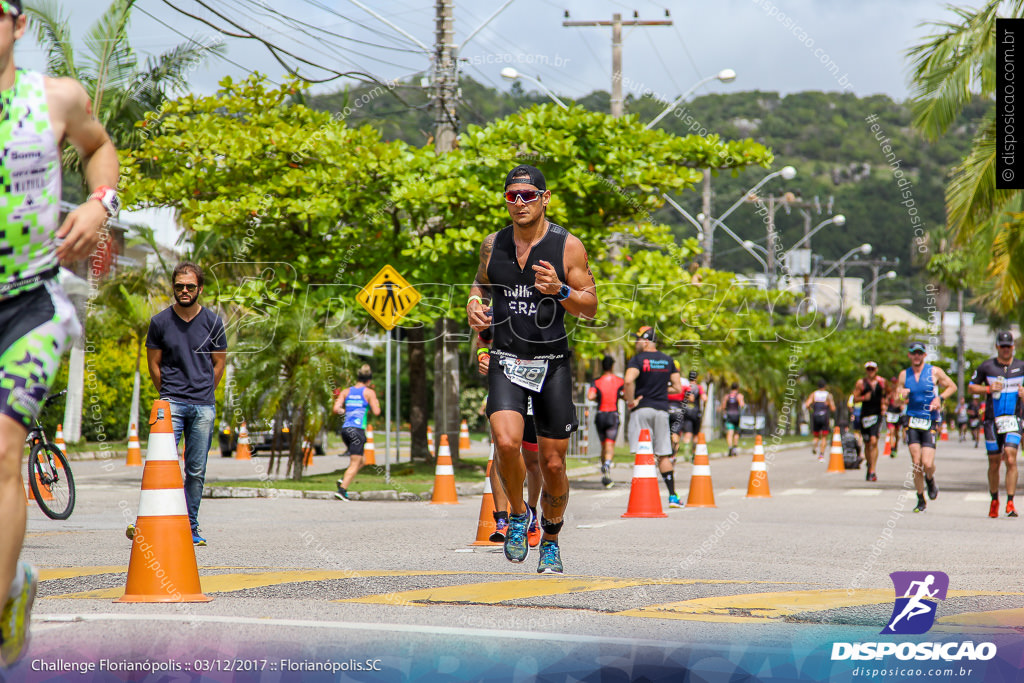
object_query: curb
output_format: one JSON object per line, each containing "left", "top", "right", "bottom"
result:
{"left": 201, "top": 441, "right": 816, "bottom": 501}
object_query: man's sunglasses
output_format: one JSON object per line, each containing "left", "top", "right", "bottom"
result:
{"left": 504, "top": 189, "right": 545, "bottom": 204}
{"left": 174, "top": 283, "right": 198, "bottom": 293}
{"left": 0, "top": 1, "right": 19, "bottom": 17}
{"left": 909, "top": 350, "right": 925, "bottom": 355}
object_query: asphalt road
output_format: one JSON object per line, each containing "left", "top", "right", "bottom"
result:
{"left": 13, "top": 434, "right": 1024, "bottom": 682}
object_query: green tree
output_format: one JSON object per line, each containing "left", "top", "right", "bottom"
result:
{"left": 907, "top": 1, "right": 1024, "bottom": 315}
{"left": 26, "top": 0, "right": 225, "bottom": 154}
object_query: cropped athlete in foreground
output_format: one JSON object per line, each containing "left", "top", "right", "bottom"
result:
{"left": 467, "top": 164, "right": 597, "bottom": 575}
{"left": 1, "top": 0, "right": 120, "bottom": 666}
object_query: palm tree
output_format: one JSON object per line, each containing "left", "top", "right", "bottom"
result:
{"left": 906, "top": 1, "right": 1024, "bottom": 316}
{"left": 26, "top": 0, "right": 225, "bottom": 154}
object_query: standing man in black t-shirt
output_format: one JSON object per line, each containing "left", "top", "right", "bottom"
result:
{"left": 623, "top": 326, "right": 683, "bottom": 508}
{"left": 146, "top": 262, "right": 227, "bottom": 546}
{"left": 467, "top": 164, "right": 597, "bottom": 575}
{"left": 854, "top": 361, "right": 887, "bottom": 482}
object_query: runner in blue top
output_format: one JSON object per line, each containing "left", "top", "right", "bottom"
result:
{"left": 332, "top": 365, "right": 381, "bottom": 501}
{"left": 896, "top": 341, "right": 956, "bottom": 513}
{"left": 968, "top": 331, "right": 1024, "bottom": 519}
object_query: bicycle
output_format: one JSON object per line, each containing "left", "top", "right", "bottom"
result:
{"left": 26, "top": 389, "right": 75, "bottom": 520}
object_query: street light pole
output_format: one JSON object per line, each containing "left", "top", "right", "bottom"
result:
{"left": 500, "top": 68, "right": 569, "bottom": 109}
{"left": 821, "top": 244, "right": 872, "bottom": 327}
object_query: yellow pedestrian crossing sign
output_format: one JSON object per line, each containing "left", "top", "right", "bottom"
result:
{"left": 356, "top": 265, "right": 422, "bottom": 330}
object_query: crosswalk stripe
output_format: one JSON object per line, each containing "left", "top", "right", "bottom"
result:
{"left": 843, "top": 489, "right": 883, "bottom": 496}
{"left": 779, "top": 488, "right": 815, "bottom": 495}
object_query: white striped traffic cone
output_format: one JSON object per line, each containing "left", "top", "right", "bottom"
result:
{"left": 746, "top": 434, "right": 771, "bottom": 498}
{"left": 622, "top": 429, "right": 667, "bottom": 518}
{"left": 116, "top": 400, "right": 211, "bottom": 603}
{"left": 126, "top": 423, "right": 143, "bottom": 466}
{"left": 685, "top": 433, "right": 716, "bottom": 507}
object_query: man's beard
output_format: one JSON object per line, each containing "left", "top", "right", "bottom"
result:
{"left": 176, "top": 295, "right": 197, "bottom": 308}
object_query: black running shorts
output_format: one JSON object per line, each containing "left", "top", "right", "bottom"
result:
{"left": 905, "top": 423, "right": 936, "bottom": 449}
{"left": 681, "top": 410, "right": 701, "bottom": 435}
{"left": 668, "top": 404, "right": 684, "bottom": 435}
{"left": 859, "top": 413, "right": 883, "bottom": 439}
{"left": 595, "top": 410, "right": 619, "bottom": 443}
{"left": 487, "top": 355, "right": 578, "bottom": 439}
{"left": 341, "top": 427, "right": 366, "bottom": 455}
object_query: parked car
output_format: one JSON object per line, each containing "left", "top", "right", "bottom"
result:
{"left": 218, "top": 420, "right": 324, "bottom": 457}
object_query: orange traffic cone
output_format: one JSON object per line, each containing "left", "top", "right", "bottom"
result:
{"left": 459, "top": 419, "right": 471, "bottom": 450}
{"left": 116, "top": 400, "right": 211, "bottom": 603}
{"left": 54, "top": 424, "right": 66, "bottom": 458}
{"left": 622, "top": 428, "right": 667, "bottom": 518}
{"left": 427, "top": 424, "right": 434, "bottom": 456}
{"left": 430, "top": 434, "right": 459, "bottom": 504}
{"left": 827, "top": 427, "right": 845, "bottom": 473}
{"left": 235, "top": 422, "right": 252, "bottom": 460}
{"left": 746, "top": 435, "right": 771, "bottom": 498}
{"left": 882, "top": 431, "right": 892, "bottom": 457}
{"left": 126, "top": 423, "right": 143, "bottom": 467}
{"left": 363, "top": 425, "right": 376, "bottom": 466}
{"left": 303, "top": 439, "right": 314, "bottom": 467}
{"left": 471, "top": 446, "right": 503, "bottom": 545}
{"left": 940, "top": 422, "right": 949, "bottom": 441}
{"left": 685, "top": 433, "right": 716, "bottom": 507}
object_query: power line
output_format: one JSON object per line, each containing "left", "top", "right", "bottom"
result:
{"left": 160, "top": 0, "right": 395, "bottom": 85}
{"left": 296, "top": 0, "right": 429, "bottom": 51}
{"left": 134, "top": 3, "right": 277, "bottom": 84}
{"left": 671, "top": 23, "right": 706, "bottom": 90}
{"left": 644, "top": 28, "right": 681, "bottom": 96}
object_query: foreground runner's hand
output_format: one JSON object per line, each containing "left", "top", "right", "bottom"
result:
{"left": 532, "top": 259, "right": 561, "bottom": 296}
{"left": 56, "top": 201, "right": 107, "bottom": 262}
{"left": 629, "top": 395, "right": 643, "bottom": 409}
{"left": 468, "top": 302, "right": 492, "bottom": 334}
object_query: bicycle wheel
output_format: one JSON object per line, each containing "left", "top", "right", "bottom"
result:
{"left": 28, "top": 442, "right": 75, "bottom": 520}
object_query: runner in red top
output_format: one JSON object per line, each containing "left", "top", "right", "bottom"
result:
{"left": 588, "top": 356, "right": 623, "bottom": 488}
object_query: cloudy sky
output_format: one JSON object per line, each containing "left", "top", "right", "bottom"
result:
{"left": 17, "top": 0, "right": 987, "bottom": 103}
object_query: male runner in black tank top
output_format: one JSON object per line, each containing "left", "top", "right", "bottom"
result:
{"left": 854, "top": 361, "right": 887, "bottom": 482}
{"left": 467, "top": 164, "right": 597, "bottom": 575}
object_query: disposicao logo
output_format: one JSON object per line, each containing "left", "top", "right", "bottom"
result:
{"left": 831, "top": 571, "right": 997, "bottom": 662}
{"left": 882, "top": 571, "right": 948, "bottom": 635}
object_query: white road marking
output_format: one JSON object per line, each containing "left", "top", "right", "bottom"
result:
{"left": 964, "top": 493, "right": 992, "bottom": 502}
{"left": 779, "top": 489, "right": 815, "bottom": 496}
{"left": 32, "top": 613, "right": 684, "bottom": 648}
{"left": 843, "top": 489, "right": 883, "bottom": 496}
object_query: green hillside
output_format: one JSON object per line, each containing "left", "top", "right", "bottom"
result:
{"left": 310, "top": 79, "right": 988, "bottom": 315}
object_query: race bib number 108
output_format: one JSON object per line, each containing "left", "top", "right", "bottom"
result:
{"left": 501, "top": 358, "right": 549, "bottom": 393}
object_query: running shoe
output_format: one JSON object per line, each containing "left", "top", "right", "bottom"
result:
{"left": 601, "top": 474, "right": 613, "bottom": 488}
{"left": 668, "top": 494, "right": 683, "bottom": 508}
{"left": 1008, "top": 501, "right": 1018, "bottom": 518}
{"left": 914, "top": 499, "right": 926, "bottom": 513}
{"left": 926, "top": 477, "right": 938, "bottom": 500}
{"left": 868, "top": 472, "right": 877, "bottom": 482}
{"left": 818, "top": 454, "right": 824, "bottom": 463}
{"left": 334, "top": 490, "right": 351, "bottom": 501}
{"left": 536, "top": 539, "right": 564, "bottom": 575}
{"left": 527, "top": 509, "right": 540, "bottom": 547}
{"left": 489, "top": 517, "right": 508, "bottom": 543}
{"left": 990, "top": 499, "right": 1000, "bottom": 519}
{"left": 503, "top": 512, "right": 529, "bottom": 563}
{"left": 0, "top": 562, "right": 38, "bottom": 667}
{"left": 192, "top": 529, "right": 207, "bottom": 546}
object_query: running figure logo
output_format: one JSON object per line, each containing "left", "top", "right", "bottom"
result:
{"left": 881, "top": 571, "right": 949, "bottom": 635}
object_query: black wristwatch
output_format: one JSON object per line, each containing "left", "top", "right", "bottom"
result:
{"left": 556, "top": 283, "right": 571, "bottom": 301}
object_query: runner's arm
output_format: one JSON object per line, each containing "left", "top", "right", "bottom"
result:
{"left": 50, "top": 77, "right": 119, "bottom": 262}
{"left": 468, "top": 233, "right": 496, "bottom": 333}
{"left": 668, "top": 371, "right": 683, "bottom": 395}
{"left": 365, "top": 388, "right": 382, "bottom": 416}
{"left": 333, "top": 389, "right": 349, "bottom": 415}
{"left": 623, "top": 367, "right": 641, "bottom": 408}
{"left": 533, "top": 236, "right": 597, "bottom": 319}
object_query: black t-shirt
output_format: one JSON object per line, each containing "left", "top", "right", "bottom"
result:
{"left": 627, "top": 351, "right": 678, "bottom": 411}
{"left": 860, "top": 379, "right": 885, "bottom": 416}
{"left": 146, "top": 306, "right": 227, "bottom": 404}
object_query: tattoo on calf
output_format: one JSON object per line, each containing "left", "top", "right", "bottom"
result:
{"left": 542, "top": 490, "right": 569, "bottom": 509}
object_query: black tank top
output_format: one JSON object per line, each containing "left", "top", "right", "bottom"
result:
{"left": 487, "top": 223, "right": 571, "bottom": 360}
{"left": 861, "top": 380, "right": 884, "bottom": 416}
{"left": 725, "top": 392, "right": 740, "bottom": 415}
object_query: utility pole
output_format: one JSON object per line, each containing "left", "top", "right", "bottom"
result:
{"left": 433, "top": 0, "right": 457, "bottom": 152}
{"left": 563, "top": 11, "right": 672, "bottom": 118}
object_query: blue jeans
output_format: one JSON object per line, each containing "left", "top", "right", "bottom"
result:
{"left": 167, "top": 401, "right": 216, "bottom": 531}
